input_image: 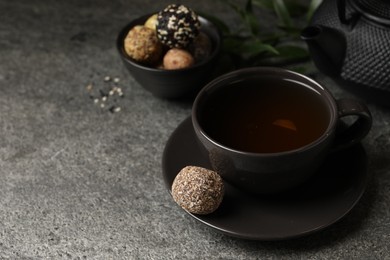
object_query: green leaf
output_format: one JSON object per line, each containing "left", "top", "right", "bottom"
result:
{"left": 222, "top": 36, "right": 247, "bottom": 54}
{"left": 275, "top": 45, "right": 309, "bottom": 59}
{"left": 244, "top": 11, "right": 260, "bottom": 35}
{"left": 283, "top": 0, "right": 307, "bottom": 16}
{"left": 273, "top": 0, "right": 293, "bottom": 28}
{"left": 245, "top": 0, "right": 254, "bottom": 13}
{"left": 244, "top": 0, "right": 260, "bottom": 35}
{"left": 307, "top": 0, "right": 323, "bottom": 21}
{"left": 240, "top": 41, "right": 279, "bottom": 56}
{"left": 222, "top": 36, "right": 279, "bottom": 58}
{"left": 252, "top": 0, "right": 273, "bottom": 10}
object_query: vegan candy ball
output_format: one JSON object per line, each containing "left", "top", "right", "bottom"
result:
{"left": 189, "top": 32, "right": 212, "bottom": 62}
{"left": 163, "top": 48, "right": 194, "bottom": 70}
{"left": 171, "top": 166, "right": 224, "bottom": 215}
{"left": 156, "top": 4, "right": 201, "bottom": 49}
{"left": 144, "top": 14, "right": 158, "bottom": 31}
{"left": 124, "top": 25, "right": 163, "bottom": 65}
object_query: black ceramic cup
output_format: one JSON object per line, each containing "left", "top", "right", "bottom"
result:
{"left": 192, "top": 67, "right": 372, "bottom": 194}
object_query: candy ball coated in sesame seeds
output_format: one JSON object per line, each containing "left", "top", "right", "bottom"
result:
{"left": 171, "top": 166, "right": 224, "bottom": 215}
{"left": 156, "top": 4, "right": 200, "bottom": 49}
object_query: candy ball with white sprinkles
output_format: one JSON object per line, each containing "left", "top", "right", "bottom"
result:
{"left": 171, "top": 166, "right": 224, "bottom": 215}
{"left": 156, "top": 4, "right": 201, "bottom": 49}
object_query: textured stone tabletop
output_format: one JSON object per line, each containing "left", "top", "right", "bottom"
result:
{"left": 0, "top": 0, "right": 389, "bottom": 259}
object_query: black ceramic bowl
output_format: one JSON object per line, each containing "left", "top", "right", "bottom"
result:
{"left": 117, "top": 14, "right": 221, "bottom": 99}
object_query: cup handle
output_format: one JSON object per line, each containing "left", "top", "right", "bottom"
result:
{"left": 333, "top": 98, "right": 372, "bottom": 150}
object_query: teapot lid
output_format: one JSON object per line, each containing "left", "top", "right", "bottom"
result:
{"left": 351, "top": 0, "right": 390, "bottom": 25}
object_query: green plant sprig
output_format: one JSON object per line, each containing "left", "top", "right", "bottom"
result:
{"left": 205, "top": 0, "right": 322, "bottom": 70}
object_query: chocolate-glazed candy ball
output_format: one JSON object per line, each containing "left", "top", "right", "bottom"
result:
{"left": 172, "top": 166, "right": 224, "bottom": 215}
{"left": 124, "top": 25, "right": 163, "bottom": 65}
{"left": 156, "top": 4, "right": 201, "bottom": 48}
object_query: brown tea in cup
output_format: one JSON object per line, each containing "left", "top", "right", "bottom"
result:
{"left": 197, "top": 76, "right": 330, "bottom": 153}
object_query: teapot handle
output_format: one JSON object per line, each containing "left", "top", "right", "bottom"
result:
{"left": 337, "top": 0, "right": 348, "bottom": 24}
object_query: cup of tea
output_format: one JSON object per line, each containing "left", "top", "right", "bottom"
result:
{"left": 192, "top": 67, "right": 372, "bottom": 194}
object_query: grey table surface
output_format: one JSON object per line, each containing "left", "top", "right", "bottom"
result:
{"left": 1, "top": 0, "right": 389, "bottom": 259}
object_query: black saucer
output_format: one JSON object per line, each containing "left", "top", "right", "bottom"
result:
{"left": 162, "top": 117, "right": 369, "bottom": 240}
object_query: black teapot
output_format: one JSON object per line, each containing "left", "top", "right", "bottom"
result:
{"left": 301, "top": 0, "right": 390, "bottom": 106}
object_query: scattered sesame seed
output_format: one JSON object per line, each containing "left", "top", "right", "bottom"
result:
{"left": 86, "top": 83, "right": 93, "bottom": 92}
{"left": 87, "top": 75, "right": 125, "bottom": 113}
